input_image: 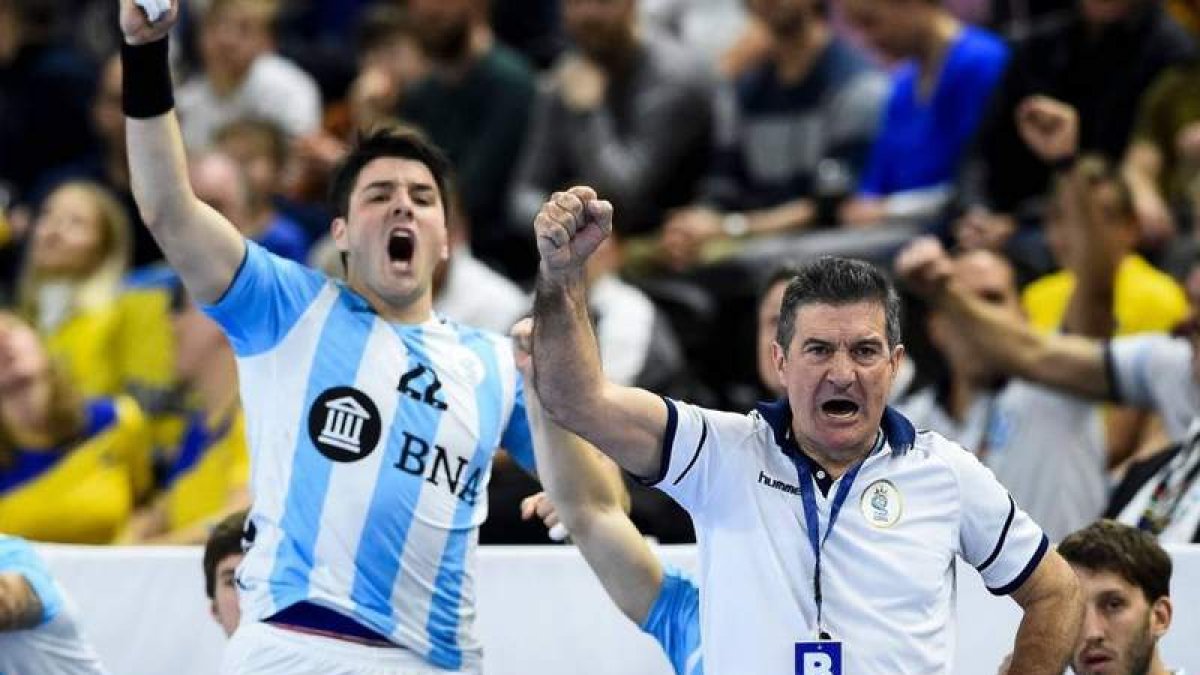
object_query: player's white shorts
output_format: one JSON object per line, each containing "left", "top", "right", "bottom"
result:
{"left": 220, "top": 622, "right": 467, "bottom": 675}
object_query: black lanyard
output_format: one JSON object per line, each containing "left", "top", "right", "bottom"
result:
{"left": 1138, "top": 439, "right": 1200, "bottom": 536}
{"left": 789, "top": 451, "right": 866, "bottom": 640}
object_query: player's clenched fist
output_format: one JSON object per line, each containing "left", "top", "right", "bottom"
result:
{"left": 535, "top": 186, "right": 613, "bottom": 278}
{"left": 120, "top": 0, "right": 179, "bottom": 45}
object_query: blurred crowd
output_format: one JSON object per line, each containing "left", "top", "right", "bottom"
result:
{"left": 2, "top": 0, "right": 1200, "bottom": 547}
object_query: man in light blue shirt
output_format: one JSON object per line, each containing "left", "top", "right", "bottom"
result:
{"left": 513, "top": 319, "right": 701, "bottom": 675}
{"left": 0, "top": 536, "right": 108, "bottom": 675}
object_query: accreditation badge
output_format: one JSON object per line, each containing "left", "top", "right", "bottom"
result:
{"left": 795, "top": 641, "right": 842, "bottom": 675}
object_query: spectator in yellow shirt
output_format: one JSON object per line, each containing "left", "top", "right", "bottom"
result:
{"left": 1022, "top": 255, "right": 1188, "bottom": 338}
{"left": 0, "top": 312, "right": 152, "bottom": 544}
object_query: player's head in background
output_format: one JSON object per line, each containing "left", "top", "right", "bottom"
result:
{"left": 203, "top": 509, "right": 249, "bottom": 637}
{"left": 328, "top": 125, "right": 452, "bottom": 321}
{"left": 1059, "top": 520, "right": 1174, "bottom": 675}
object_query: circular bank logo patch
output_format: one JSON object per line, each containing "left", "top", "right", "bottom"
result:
{"left": 307, "top": 386, "right": 382, "bottom": 463}
{"left": 860, "top": 479, "right": 903, "bottom": 528}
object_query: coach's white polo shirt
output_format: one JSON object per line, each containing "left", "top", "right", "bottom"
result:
{"left": 649, "top": 398, "right": 1047, "bottom": 675}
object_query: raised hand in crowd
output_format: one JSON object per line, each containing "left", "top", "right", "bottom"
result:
{"left": 1015, "top": 95, "right": 1079, "bottom": 164}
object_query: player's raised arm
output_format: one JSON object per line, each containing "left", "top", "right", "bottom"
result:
{"left": 120, "top": 0, "right": 245, "bottom": 303}
{"left": 513, "top": 319, "right": 661, "bottom": 623}
{"left": 531, "top": 187, "right": 669, "bottom": 479}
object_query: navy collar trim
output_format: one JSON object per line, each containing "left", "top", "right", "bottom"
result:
{"left": 754, "top": 398, "right": 916, "bottom": 457}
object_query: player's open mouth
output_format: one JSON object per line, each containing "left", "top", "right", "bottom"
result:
{"left": 388, "top": 230, "right": 415, "bottom": 264}
{"left": 821, "top": 399, "right": 860, "bottom": 419}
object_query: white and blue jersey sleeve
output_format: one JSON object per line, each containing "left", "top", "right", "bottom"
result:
{"left": 942, "top": 440, "right": 1049, "bottom": 595}
{"left": 639, "top": 566, "right": 702, "bottom": 675}
{"left": 1106, "top": 333, "right": 1199, "bottom": 442}
{"left": 500, "top": 373, "right": 536, "bottom": 474}
{"left": 202, "top": 240, "right": 327, "bottom": 356}
{"left": 0, "top": 536, "right": 62, "bottom": 627}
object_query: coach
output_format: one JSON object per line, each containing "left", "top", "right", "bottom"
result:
{"left": 530, "top": 187, "right": 1083, "bottom": 674}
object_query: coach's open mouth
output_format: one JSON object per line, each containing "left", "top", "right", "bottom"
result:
{"left": 388, "top": 230, "right": 415, "bottom": 264}
{"left": 821, "top": 398, "right": 860, "bottom": 419}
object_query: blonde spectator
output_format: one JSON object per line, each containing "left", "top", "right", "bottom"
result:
{"left": 17, "top": 181, "right": 134, "bottom": 397}
{"left": 0, "top": 312, "right": 152, "bottom": 544}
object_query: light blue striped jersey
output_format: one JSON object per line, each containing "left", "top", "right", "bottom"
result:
{"left": 203, "top": 242, "right": 535, "bottom": 672}
{"left": 640, "top": 566, "right": 703, "bottom": 675}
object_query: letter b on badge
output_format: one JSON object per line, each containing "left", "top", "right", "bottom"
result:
{"left": 795, "top": 641, "right": 842, "bottom": 675}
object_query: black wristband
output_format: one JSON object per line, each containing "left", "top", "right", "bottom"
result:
{"left": 121, "top": 38, "right": 174, "bottom": 119}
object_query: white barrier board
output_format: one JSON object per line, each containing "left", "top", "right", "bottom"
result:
{"left": 35, "top": 543, "right": 1200, "bottom": 675}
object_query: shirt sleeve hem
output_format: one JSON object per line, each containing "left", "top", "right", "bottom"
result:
{"left": 987, "top": 533, "right": 1049, "bottom": 596}
{"left": 636, "top": 396, "right": 678, "bottom": 487}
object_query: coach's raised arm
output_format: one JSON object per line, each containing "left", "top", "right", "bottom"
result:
{"left": 530, "top": 187, "right": 670, "bottom": 480}
{"left": 120, "top": 0, "right": 245, "bottom": 303}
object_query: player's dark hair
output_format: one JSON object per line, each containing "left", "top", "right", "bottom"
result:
{"left": 329, "top": 125, "right": 452, "bottom": 222}
{"left": 1059, "top": 520, "right": 1172, "bottom": 602}
{"left": 776, "top": 257, "right": 902, "bottom": 349}
{"left": 203, "top": 509, "right": 249, "bottom": 599}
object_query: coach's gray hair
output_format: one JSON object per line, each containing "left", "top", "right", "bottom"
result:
{"left": 775, "top": 256, "right": 902, "bottom": 349}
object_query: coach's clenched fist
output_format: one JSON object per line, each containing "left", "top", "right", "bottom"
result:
{"left": 534, "top": 187, "right": 613, "bottom": 279}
